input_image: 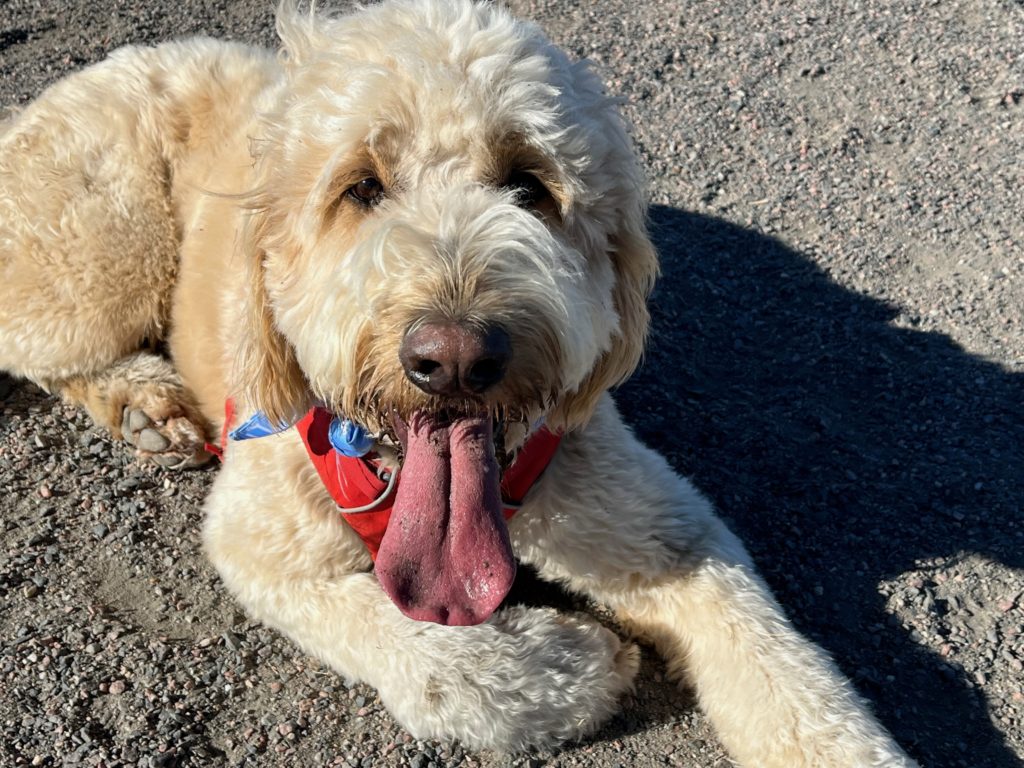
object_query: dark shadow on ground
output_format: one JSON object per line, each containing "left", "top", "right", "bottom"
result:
{"left": 0, "top": 373, "right": 17, "bottom": 404}
{"left": 616, "top": 205, "right": 1024, "bottom": 767}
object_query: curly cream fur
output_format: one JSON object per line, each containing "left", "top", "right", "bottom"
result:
{"left": 0, "top": 1, "right": 915, "bottom": 765}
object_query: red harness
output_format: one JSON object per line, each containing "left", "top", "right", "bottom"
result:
{"left": 213, "top": 402, "right": 561, "bottom": 559}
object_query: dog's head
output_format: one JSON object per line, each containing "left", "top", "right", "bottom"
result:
{"left": 236, "top": 0, "right": 657, "bottom": 624}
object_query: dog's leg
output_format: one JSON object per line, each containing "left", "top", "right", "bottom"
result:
{"left": 203, "top": 433, "right": 639, "bottom": 751}
{"left": 513, "top": 396, "right": 917, "bottom": 768}
{"left": 0, "top": 44, "right": 244, "bottom": 468}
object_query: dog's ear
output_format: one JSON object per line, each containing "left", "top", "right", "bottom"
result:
{"left": 554, "top": 208, "right": 659, "bottom": 430}
{"left": 233, "top": 210, "right": 310, "bottom": 426}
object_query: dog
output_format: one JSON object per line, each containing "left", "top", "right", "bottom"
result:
{"left": 0, "top": 0, "right": 918, "bottom": 764}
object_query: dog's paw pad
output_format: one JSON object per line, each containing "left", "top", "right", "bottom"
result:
{"left": 121, "top": 407, "right": 211, "bottom": 469}
{"left": 151, "top": 451, "right": 206, "bottom": 469}
{"left": 123, "top": 409, "right": 152, "bottom": 435}
{"left": 136, "top": 427, "right": 171, "bottom": 452}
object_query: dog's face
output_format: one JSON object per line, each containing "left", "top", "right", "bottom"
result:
{"left": 235, "top": 0, "right": 658, "bottom": 623}
{"left": 241, "top": 0, "right": 656, "bottom": 440}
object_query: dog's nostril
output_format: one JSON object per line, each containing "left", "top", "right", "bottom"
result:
{"left": 407, "top": 356, "right": 455, "bottom": 393}
{"left": 413, "top": 359, "right": 442, "bottom": 376}
{"left": 465, "top": 358, "right": 505, "bottom": 392}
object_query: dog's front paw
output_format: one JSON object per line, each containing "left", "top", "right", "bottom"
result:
{"left": 380, "top": 606, "right": 638, "bottom": 751}
{"left": 120, "top": 405, "right": 210, "bottom": 468}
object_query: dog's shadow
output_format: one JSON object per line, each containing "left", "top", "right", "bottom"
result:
{"left": 609, "top": 205, "right": 1023, "bottom": 767}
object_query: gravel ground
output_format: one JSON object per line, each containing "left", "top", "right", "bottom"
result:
{"left": 1, "top": 0, "right": 1022, "bottom": 766}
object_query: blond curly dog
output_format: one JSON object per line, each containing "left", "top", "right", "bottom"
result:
{"left": 0, "top": 1, "right": 916, "bottom": 764}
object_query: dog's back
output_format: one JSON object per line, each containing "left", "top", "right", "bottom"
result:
{"left": 0, "top": 38, "right": 277, "bottom": 464}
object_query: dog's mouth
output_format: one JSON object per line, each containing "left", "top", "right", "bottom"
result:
{"left": 385, "top": 405, "right": 522, "bottom": 465}
{"left": 374, "top": 409, "right": 516, "bottom": 626}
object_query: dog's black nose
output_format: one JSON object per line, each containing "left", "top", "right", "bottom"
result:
{"left": 400, "top": 322, "right": 511, "bottom": 397}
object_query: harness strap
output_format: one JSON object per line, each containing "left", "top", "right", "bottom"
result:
{"left": 219, "top": 401, "right": 561, "bottom": 560}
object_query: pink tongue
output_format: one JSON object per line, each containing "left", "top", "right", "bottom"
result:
{"left": 374, "top": 412, "right": 516, "bottom": 625}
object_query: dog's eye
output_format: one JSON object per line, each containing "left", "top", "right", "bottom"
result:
{"left": 503, "top": 170, "right": 551, "bottom": 209}
{"left": 348, "top": 177, "right": 384, "bottom": 206}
